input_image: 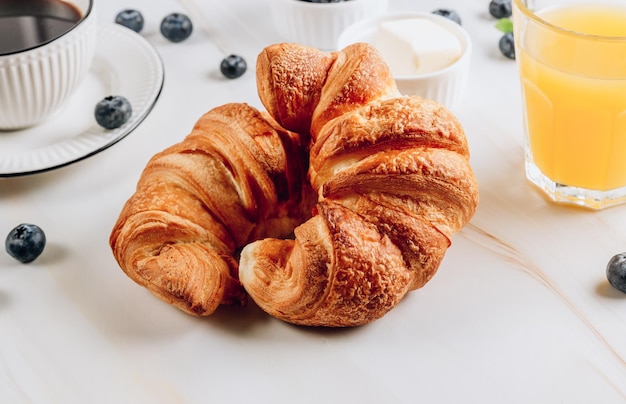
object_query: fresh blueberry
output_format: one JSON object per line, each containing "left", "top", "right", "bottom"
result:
{"left": 94, "top": 95, "right": 132, "bottom": 130}
{"left": 499, "top": 32, "right": 515, "bottom": 59}
{"left": 489, "top": 0, "right": 512, "bottom": 19}
{"left": 300, "top": 0, "right": 344, "bottom": 2}
{"left": 160, "top": 13, "right": 193, "bottom": 43}
{"left": 432, "top": 8, "right": 462, "bottom": 25}
{"left": 220, "top": 55, "right": 247, "bottom": 79}
{"left": 607, "top": 253, "right": 626, "bottom": 293}
{"left": 115, "top": 9, "right": 144, "bottom": 33}
{"left": 6, "top": 224, "right": 46, "bottom": 264}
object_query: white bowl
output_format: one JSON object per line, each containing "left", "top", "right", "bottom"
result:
{"left": 0, "top": 0, "right": 97, "bottom": 130}
{"left": 337, "top": 12, "right": 472, "bottom": 110}
{"left": 270, "top": 0, "right": 389, "bottom": 50}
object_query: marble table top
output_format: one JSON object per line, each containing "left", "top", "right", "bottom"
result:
{"left": 1, "top": 0, "right": 625, "bottom": 402}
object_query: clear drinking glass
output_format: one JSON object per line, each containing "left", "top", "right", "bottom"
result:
{"left": 513, "top": 0, "right": 626, "bottom": 209}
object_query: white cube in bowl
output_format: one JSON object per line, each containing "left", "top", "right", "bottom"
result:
{"left": 270, "top": 0, "right": 389, "bottom": 50}
{"left": 337, "top": 12, "right": 471, "bottom": 110}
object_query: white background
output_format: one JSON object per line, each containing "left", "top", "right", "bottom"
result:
{"left": 1, "top": 0, "right": 626, "bottom": 402}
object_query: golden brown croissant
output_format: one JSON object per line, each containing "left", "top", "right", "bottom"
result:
{"left": 109, "top": 103, "right": 316, "bottom": 316}
{"left": 237, "top": 43, "right": 479, "bottom": 326}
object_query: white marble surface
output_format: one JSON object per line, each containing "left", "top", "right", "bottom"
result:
{"left": 1, "top": 0, "right": 626, "bottom": 402}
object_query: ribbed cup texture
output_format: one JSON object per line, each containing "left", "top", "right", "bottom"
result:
{"left": 396, "top": 54, "right": 471, "bottom": 111}
{"left": 271, "top": 0, "right": 389, "bottom": 50}
{"left": 0, "top": 11, "right": 97, "bottom": 130}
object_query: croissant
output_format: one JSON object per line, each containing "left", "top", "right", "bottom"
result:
{"left": 110, "top": 42, "right": 478, "bottom": 327}
{"left": 237, "top": 43, "right": 479, "bottom": 326}
{"left": 109, "top": 102, "right": 316, "bottom": 316}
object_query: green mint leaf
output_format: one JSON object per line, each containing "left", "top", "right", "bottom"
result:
{"left": 496, "top": 17, "right": 514, "bottom": 34}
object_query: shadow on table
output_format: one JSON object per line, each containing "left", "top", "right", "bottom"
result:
{"left": 596, "top": 281, "right": 626, "bottom": 300}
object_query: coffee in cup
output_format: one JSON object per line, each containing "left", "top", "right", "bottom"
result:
{"left": 0, "top": 0, "right": 97, "bottom": 130}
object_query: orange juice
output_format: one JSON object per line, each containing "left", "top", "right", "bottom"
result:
{"left": 516, "top": 3, "right": 626, "bottom": 192}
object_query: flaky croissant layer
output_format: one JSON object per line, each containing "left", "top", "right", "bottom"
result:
{"left": 110, "top": 103, "right": 316, "bottom": 316}
{"left": 110, "top": 42, "right": 478, "bottom": 327}
{"left": 238, "top": 43, "right": 478, "bottom": 327}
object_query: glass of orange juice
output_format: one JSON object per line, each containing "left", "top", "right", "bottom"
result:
{"left": 513, "top": 0, "right": 626, "bottom": 209}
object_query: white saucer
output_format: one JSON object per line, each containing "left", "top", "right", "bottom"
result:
{"left": 0, "top": 23, "right": 164, "bottom": 177}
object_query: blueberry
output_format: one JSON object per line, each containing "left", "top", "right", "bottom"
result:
{"left": 115, "top": 9, "right": 144, "bottom": 33}
{"left": 300, "top": 0, "right": 344, "bottom": 2}
{"left": 499, "top": 32, "right": 515, "bottom": 59}
{"left": 220, "top": 55, "right": 247, "bottom": 79}
{"left": 6, "top": 224, "right": 46, "bottom": 264}
{"left": 160, "top": 13, "right": 193, "bottom": 43}
{"left": 432, "top": 8, "right": 462, "bottom": 25}
{"left": 94, "top": 95, "right": 132, "bottom": 130}
{"left": 489, "top": 0, "right": 512, "bottom": 19}
{"left": 607, "top": 253, "right": 626, "bottom": 293}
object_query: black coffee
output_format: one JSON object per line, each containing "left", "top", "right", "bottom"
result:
{"left": 0, "top": 0, "right": 82, "bottom": 55}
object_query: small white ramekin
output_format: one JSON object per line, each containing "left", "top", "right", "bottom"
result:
{"left": 0, "top": 0, "right": 97, "bottom": 130}
{"left": 337, "top": 12, "right": 472, "bottom": 110}
{"left": 270, "top": 0, "right": 389, "bottom": 51}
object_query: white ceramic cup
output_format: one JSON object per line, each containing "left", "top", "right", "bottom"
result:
{"left": 338, "top": 12, "right": 472, "bottom": 110}
{"left": 0, "top": 0, "right": 97, "bottom": 130}
{"left": 270, "top": 0, "right": 389, "bottom": 50}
